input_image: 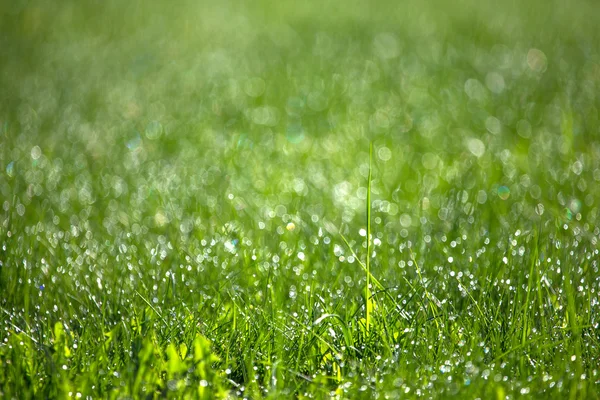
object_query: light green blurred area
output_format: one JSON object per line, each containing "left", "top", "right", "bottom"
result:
{"left": 2, "top": 0, "right": 600, "bottom": 233}
{"left": 2, "top": 0, "right": 600, "bottom": 246}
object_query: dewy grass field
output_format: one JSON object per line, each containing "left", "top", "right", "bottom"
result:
{"left": 1, "top": 0, "right": 600, "bottom": 398}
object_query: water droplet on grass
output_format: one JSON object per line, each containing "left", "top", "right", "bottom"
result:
{"left": 126, "top": 133, "right": 142, "bottom": 151}
{"left": 498, "top": 186, "right": 510, "bottom": 200}
{"left": 477, "top": 190, "right": 488, "bottom": 204}
{"left": 569, "top": 199, "right": 582, "bottom": 213}
{"left": 6, "top": 161, "right": 15, "bottom": 177}
{"left": 286, "top": 123, "right": 305, "bottom": 144}
{"left": 464, "top": 78, "right": 486, "bottom": 101}
{"left": 422, "top": 153, "right": 439, "bottom": 170}
{"left": 400, "top": 214, "right": 412, "bottom": 227}
{"left": 31, "top": 146, "right": 42, "bottom": 160}
{"left": 485, "top": 72, "right": 505, "bottom": 94}
{"left": 467, "top": 138, "right": 486, "bottom": 157}
{"left": 535, "top": 203, "right": 545, "bottom": 215}
{"left": 485, "top": 116, "right": 501, "bottom": 135}
{"left": 251, "top": 106, "right": 279, "bottom": 126}
{"left": 145, "top": 121, "right": 163, "bottom": 140}
{"left": 377, "top": 146, "right": 392, "bottom": 161}
{"left": 527, "top": 48, "right": 548, "bottom": 73}
{"left": 516, "top": 119, "right": 532, "bottom": 138}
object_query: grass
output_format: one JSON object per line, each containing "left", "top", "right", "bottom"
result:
{"left": 1, "top": 0, "right": 600, "bottom": 398}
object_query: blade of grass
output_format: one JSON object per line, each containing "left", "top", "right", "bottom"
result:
{"left": 134, "top": 290, "right": 168, "bottom": 328}
{"left": 366, "top": 141, "right": 373, "bottom": 334}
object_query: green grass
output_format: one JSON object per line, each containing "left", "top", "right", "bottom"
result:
{"left": 1, "top": 0, "right": 600, "bottom": 398}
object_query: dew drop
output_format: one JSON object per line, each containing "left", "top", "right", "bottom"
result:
{"left": 497, "top": 186, "right": 510, "bottom": 200}
{"left": 467, "top": 138, "right": 486, "bottom": 157}
{"left": 6, "top": 161, "right": 15, "bottom": 177}
{"left": 527, "top": 48, "right": 548, "bottom": 73}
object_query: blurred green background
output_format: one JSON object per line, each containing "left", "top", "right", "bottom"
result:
{"left": 2, "top": 0, "right": 599, "bottom": 237}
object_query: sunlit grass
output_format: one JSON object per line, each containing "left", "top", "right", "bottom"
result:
{"left": 1, "top": 0, "right": 600, "bottom": 398}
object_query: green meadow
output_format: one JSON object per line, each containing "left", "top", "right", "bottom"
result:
{"left": 1, "top": 0, "right": 599, "bottom": 398}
